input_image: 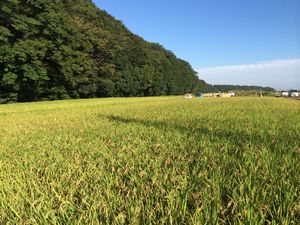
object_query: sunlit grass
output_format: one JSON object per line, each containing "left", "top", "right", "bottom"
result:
{"left": 0, "top": 97, "right": 299, "bottom": 224}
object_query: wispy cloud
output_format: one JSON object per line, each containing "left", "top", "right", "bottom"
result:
{"left": 196, "top": 59, "right": 300, "bottom": 89}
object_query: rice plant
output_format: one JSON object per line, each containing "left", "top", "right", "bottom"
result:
{"left": 0, "top": 97, "right": 299, "bottom": 224}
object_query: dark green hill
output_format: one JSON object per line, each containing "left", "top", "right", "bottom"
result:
{"left": 0, "top": 0, "right": 206, "bottom": 103}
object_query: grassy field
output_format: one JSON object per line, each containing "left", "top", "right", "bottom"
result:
{"left": 0, "top": 97, "right": 299, "bottom": 224}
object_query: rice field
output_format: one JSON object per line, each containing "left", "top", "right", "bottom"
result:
{"left": 0, "top": 96, "right": 299, "bottom": 224}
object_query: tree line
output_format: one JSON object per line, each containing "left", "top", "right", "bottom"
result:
{"left": 197, "top": 85, "right": 275, "bottom": 94}
{"left": 0, "top": 0, "right": 206, "bottom": 103}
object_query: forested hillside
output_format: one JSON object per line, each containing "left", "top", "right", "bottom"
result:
{"left": 0, "top": 0, "right": 206, "bottom": 103}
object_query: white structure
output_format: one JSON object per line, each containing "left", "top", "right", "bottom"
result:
{"left": 291, "top": 91, "right": 299, "bottom": 97}
{"left": 203, "top": 91, "right": 235, "bottom": 98}
{"left": 184, "top": 93, "right": 193, "bottom": 99}
{"left": 281, "top": 91, "right": 289, "bottom": 97}
{"left": 229, "top": 91, "right": 235, "bottom": 97}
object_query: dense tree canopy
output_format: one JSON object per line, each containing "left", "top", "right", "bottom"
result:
{"left": 0, "top": 0, "right": 206, "bottom": 103}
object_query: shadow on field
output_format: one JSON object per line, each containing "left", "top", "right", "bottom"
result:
{"left": 100, "top": 115, "right": 274, "bottom": 148}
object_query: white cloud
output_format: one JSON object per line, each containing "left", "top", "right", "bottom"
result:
{"left": 196, "top": 59, "right": 300, "bottom": 90}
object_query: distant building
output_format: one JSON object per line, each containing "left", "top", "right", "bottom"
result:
{"left": 229, "top": 91, "right": 235, "bottom": 97}
{"left": 275, "top": 91, "right": 282, "bottom": 97}
{"left": 201, "top": 91, "right": 235, "bottom": 98}
{"left": 184, "top": 93, "right": 193, "bottom": 99}
{"left": 275, "top": 90, "right": 299, "bottom": 98}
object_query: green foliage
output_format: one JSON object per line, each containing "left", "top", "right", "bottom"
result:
{"left": 0, "top": 97, "right": 299, "bottom": 223}
{"left": 0, "top": 26, "right": 12, "bottom": 43}
{"left": 2, "top": 72, "right": 17, "bottom": 85}
{"left": 0, "top": 0, "right": 205, "bottom": 103}
{"left": 197, "top": 85, "right": 275, "bottom": 95}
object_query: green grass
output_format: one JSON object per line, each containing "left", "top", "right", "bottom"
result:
{"left": 0, "top": 97, "right": 299, "bottom": 224}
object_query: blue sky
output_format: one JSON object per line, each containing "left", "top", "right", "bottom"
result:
{"left": 94, "top": 0, "right": 300, "bottom": 89}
